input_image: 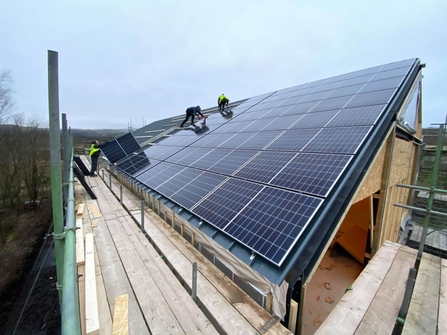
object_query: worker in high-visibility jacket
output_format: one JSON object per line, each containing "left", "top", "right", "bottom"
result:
{"left": 218, "top": 94, "right": 229, "bottom": 111}
{"left": 89, "top": 140, "right": 107, "bottom": 176}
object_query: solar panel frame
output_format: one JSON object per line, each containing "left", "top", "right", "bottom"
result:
{"left": 116, "top": 132, "right": 141, "bottom": 155}
{"left": 302, "top": 126, "right": 373, "bottom": 154}
{"left": 269, "top": 153, "right": 352, "bottom": 197}
{"left": 224, "top": 186, "right": 324, "bottom": 265}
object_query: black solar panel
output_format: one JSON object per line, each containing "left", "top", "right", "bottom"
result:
{"left": 269, "top": 153, "right": 352, "bottom": 197}
{"left": 143, "top": 145, "right": 183, "bottom": 161}
{"left": 327, "top": 105, "right": 386, "bottom": 127}
{"left": 235, "top": 151, "right": 297, "bottom": 183}
{"left": 137, "top": 162, "right": 185, "bottom": 189}
{"left": 266, "top": 128, "right": 320, "bottom": 152}
{"left": 192, "top": 178, "right": 264, "bottom": 229}
{"left": 119, "top": 58, "right": 417, "bottom": 266}
{"left": 302, "top": 126, "right": 372, "bottom": 154}
{"left": 116, "top": 132, "right": 141, "bottom": 155}
{"left": 290, "top": 110, "right": 338, "bottom": 129}
{"left": 156, "top": 167, "right": 203, "bottom": 198}
{"left": 170, "top": 171, "right": 227, "bottom": 210}
{"left": 101, "top": 140, "right": 126, "bottom": 164}
{"left": 224, "top": 187, "right": 323, "bottom": 265}
{"left": 189, "top": 148, "right": 232, "bottom": 170}
{"left": 115, "top": 151, "right": 152, "bottom": 177}
{"left": 101, "top": 133, "right": 141, "bottom": 164}
{"left": 207, "top": 150, "right": 257, "bottom": 175}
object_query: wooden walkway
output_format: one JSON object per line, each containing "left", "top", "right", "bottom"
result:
{"left": 315, "top": 241, "right": 447, "bottom": 335}
{"left": 75, "top": 160, "right": 292, "bottom": 335}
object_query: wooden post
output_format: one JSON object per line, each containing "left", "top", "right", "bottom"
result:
{"left": 265, "top": 292, "right": 273, "bottom": 314}
{"left": 191, "top": 262, "right": 197, "bottom": 301}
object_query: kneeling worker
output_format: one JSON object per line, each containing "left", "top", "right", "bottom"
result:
{"left": 218, "top": 94, "right": 229, "bottom": 111}
{"left": 179, "top": 105, "right": 205, "bottom": 128}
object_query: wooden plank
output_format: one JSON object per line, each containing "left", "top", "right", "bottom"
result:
{"left": 354, "top": 246, "right": 417, "bottom": 335}
{"left": 96, "top": 169, "right": 291, "bottom": 335}
{"left": 112, "top": 294, "right": 128, "bottom": 335}
{"left": 143, "top": 210, "right": 291, "bottom": 335}
{"left": 288, "top": 300, "right": 298, "bottom": 334}
{"left": 88, "top": 202, "right": 102, "bottom": 219}
{"left": 94, "top": 242, "right": 112, "bottom": 334}
{"left": 91, "top": 219, "right": 99, "bottom": 228}
{"left": 91, "top": 209, "right": 150, "bottom": 335}
{"left": 315, "top": 241, "right": 400, "bottom": 334}
{"left": 77, "top": 203, "right": 85, "bottom": 217}
{"left": 76, "top": 218, "right": 85, "bottom": 265}
{"left": 85, "top": 233, "right": 100, "bottom": 335}
{"left": 439, "top": 258, "right": 447, "bottom": 335}
{"left": 78, "top": 264, "right": 86, "bottom": 335}
{"left": 402, "top": 253, "right": 441, "bottom": 335}
{"left": 105, "top": 217, "right": 186, "bottom": 334}
{"left": 116, "top": 214, "right": 219, "bottom": 335}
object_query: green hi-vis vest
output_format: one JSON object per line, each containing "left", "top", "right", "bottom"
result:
{"left": 218, "top": 95, "right": 228, "bottom": 104}
{"left": 89, "top": 144, "right": 100, "bottom": 156}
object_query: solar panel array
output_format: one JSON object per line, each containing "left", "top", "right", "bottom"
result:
{"left": 101, "top": 132, "right": 141, "bottom": 164}
{"left": 114, "top": 59, "right": 416, "bottom": 266}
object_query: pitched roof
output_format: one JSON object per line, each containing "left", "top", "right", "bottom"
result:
{"left": 110, "top": 59, "right": 423, "bottom": 285}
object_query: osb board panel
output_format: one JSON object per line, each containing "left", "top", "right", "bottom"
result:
{"left": 353, "top": 144, "right": 386, "bottom": 203}
{"left": 388, "top": 138, "right": 414, "bottom": 186}
{"left": 339, "top": 197, "right": 371, "bottom": 233}
{"left": 381, "top": 180, "right": 409, "bottom": 244}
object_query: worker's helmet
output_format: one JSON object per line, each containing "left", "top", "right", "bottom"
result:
{"left": 197, "top": 106, "right": 201, "bottom": 112}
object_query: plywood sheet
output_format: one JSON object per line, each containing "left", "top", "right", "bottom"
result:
{"left": 335, "top": 225, "right": 368, "bottom": 264}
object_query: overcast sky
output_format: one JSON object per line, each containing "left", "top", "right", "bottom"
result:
{"left": 1, "top": 1, "right": 446, "bottom": 129}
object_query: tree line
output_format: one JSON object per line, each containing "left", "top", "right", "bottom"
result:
{"left": 0, "top": 71, "right": 51, "bottom": 243}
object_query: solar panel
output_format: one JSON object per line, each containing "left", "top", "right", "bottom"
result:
{"left": 235, "top": 151, "right": 297, "bottom": 183}
{"left": 260, "top": 115, "right": 303, "bottom": 131}
{"left": 170, "top": 171, "right": 227, "bottom": 210}
{"left": 269, "top": 153, "right": 352, "bottom": 197}
{"left": 166, "top": 147, "right": 212, "bottom": 165}
{"left": 344, "top": 89, "right": 396, "bottom": 109}
{"left": 266, "top": 128, "right": 320, "bottom": 152}
{"left": 237, "top": 130, "right": 282, "bottom": 149}
{"left": 207, "top": 150, "right": 257, "bottom": 175}
{"left": 156, "top": 167, "right": 203, "bottom": 198}
{"left": 116, "top": 133, "right": 141, "bottom": 155}
{"left": 327, "top": 105, "right": 386, "bottom": 127}
{"left": 192, "top": 178, "right": 264, "bottom": 229}
{"left": 290, "top": 110, "right": 338, "bottom": 129}
{"left": 143, "top": 145, "right": 183, "bottom": 161}
{"left": 189, "top": 148, "right": 232, "bottom": 170}
{"left": 137, "top": 162, "right": 185, "bottom": 189}
{"left": 115, "top": 151, "right": 152, "bottom": 177}
{"left": 125, "top": 58, "right": 417, "bottom": 267}
{"left": 302, "top": 126, "right": 372, "bottom": 154}
{"left": 224, "top": 187, "right": 323, "bottom": 265}
{"left": 101, "top": 140, "right": 126, "bottom": 164}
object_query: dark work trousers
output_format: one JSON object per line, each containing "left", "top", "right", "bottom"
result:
{"left": 90, "top": 155, "right": 99, "bottom": 175}
{"left": 219, "top": 99, "right": 229, "bottom": 111}
{"left": 180, "top": 110, "right": 195, "bottom": 127}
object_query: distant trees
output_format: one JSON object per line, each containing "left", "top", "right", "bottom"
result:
{"left": 0, "top": 71, "right": 50, "bottom": 246}
{"left": 0, "top": 117, "right": 50, "bottom": 213}
{"left": 0, "top": 71, "right": 15, "bottom": 124}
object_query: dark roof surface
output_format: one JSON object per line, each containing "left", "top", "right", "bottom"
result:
{"left": 111, "top": 59, "right": 423, "bottom": 285}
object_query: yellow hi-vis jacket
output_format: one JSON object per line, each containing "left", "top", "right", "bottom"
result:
{"left": 218, "top": 94, "right": 229, "bottom": 104}
{"left": 89, "top": 144, "right": 100, "bottom": 157}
